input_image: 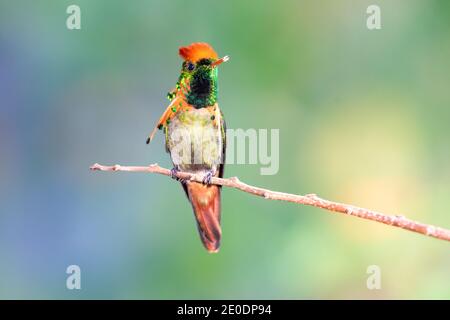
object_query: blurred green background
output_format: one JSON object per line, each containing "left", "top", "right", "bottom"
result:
{"left": 0, "top": 0, "right": 449, "bottom": 299}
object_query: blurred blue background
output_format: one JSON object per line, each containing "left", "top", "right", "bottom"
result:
{"left": 0, "top": 0, "right": 449, "bottom": 299}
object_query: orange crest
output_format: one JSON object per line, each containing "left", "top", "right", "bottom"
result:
{"left": 179, "top": 42, "right": 218, "bottom": 63}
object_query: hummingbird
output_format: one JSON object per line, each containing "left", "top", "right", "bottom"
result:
{"left": 146, "top": 43, "right": 229, "bottom": 253}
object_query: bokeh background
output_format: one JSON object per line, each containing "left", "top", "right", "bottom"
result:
{"left": 0, "top": 0, "right": 449, "bottom": 299}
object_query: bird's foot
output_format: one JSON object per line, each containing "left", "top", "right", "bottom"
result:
{"left": 202, "top": 170, "right": 214, "bottom": 185}
{"left": 170, "top": 167, "right": 185, "bottom": 183}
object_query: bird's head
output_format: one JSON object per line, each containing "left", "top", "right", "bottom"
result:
{"left": 178, "top": 42, "right": 229, "bottom": 108}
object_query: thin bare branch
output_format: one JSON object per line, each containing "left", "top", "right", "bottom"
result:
{"left": 90, "top": 163, "right": 450, "bottom": 242}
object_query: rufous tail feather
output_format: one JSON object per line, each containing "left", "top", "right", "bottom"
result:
{"left": 185, "top": 182, "right": 221, "bottom": 253}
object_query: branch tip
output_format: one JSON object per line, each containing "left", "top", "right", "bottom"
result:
{"left": 90, "top": 163, "right": 100, "bottom": 171}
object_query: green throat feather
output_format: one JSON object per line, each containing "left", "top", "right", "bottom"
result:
{"left": 178, "top": 59, "right": 219, "bottom": 109}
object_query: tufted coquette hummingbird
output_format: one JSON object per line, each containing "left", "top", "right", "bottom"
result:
{"left": 146, "top": 43, "right": 229, "bottom": 253}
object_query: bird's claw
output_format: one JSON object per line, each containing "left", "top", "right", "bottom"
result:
{"left": 202, "top": 171, "right": 214, "bottom": 185}
{"left": 171, "top": 167, "right": 186, "bottom": 183}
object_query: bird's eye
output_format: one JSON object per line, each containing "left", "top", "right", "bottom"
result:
{"left": 186, "top": 62, "right": 195, "bottom": 71}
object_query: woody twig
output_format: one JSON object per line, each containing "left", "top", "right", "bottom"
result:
{"left": 90, "top": 163, "right": 450, "bottom": 243}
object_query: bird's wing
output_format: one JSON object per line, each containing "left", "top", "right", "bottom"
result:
{"left": 218, "top": 109, "right": 226, "bottom": 179}
{"left": 145, "top": 96, "right": 181, "bottom": 145}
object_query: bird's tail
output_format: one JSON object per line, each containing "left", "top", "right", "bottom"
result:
{"left": 185, "top": 181, "right": 221, "bottom": 253}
